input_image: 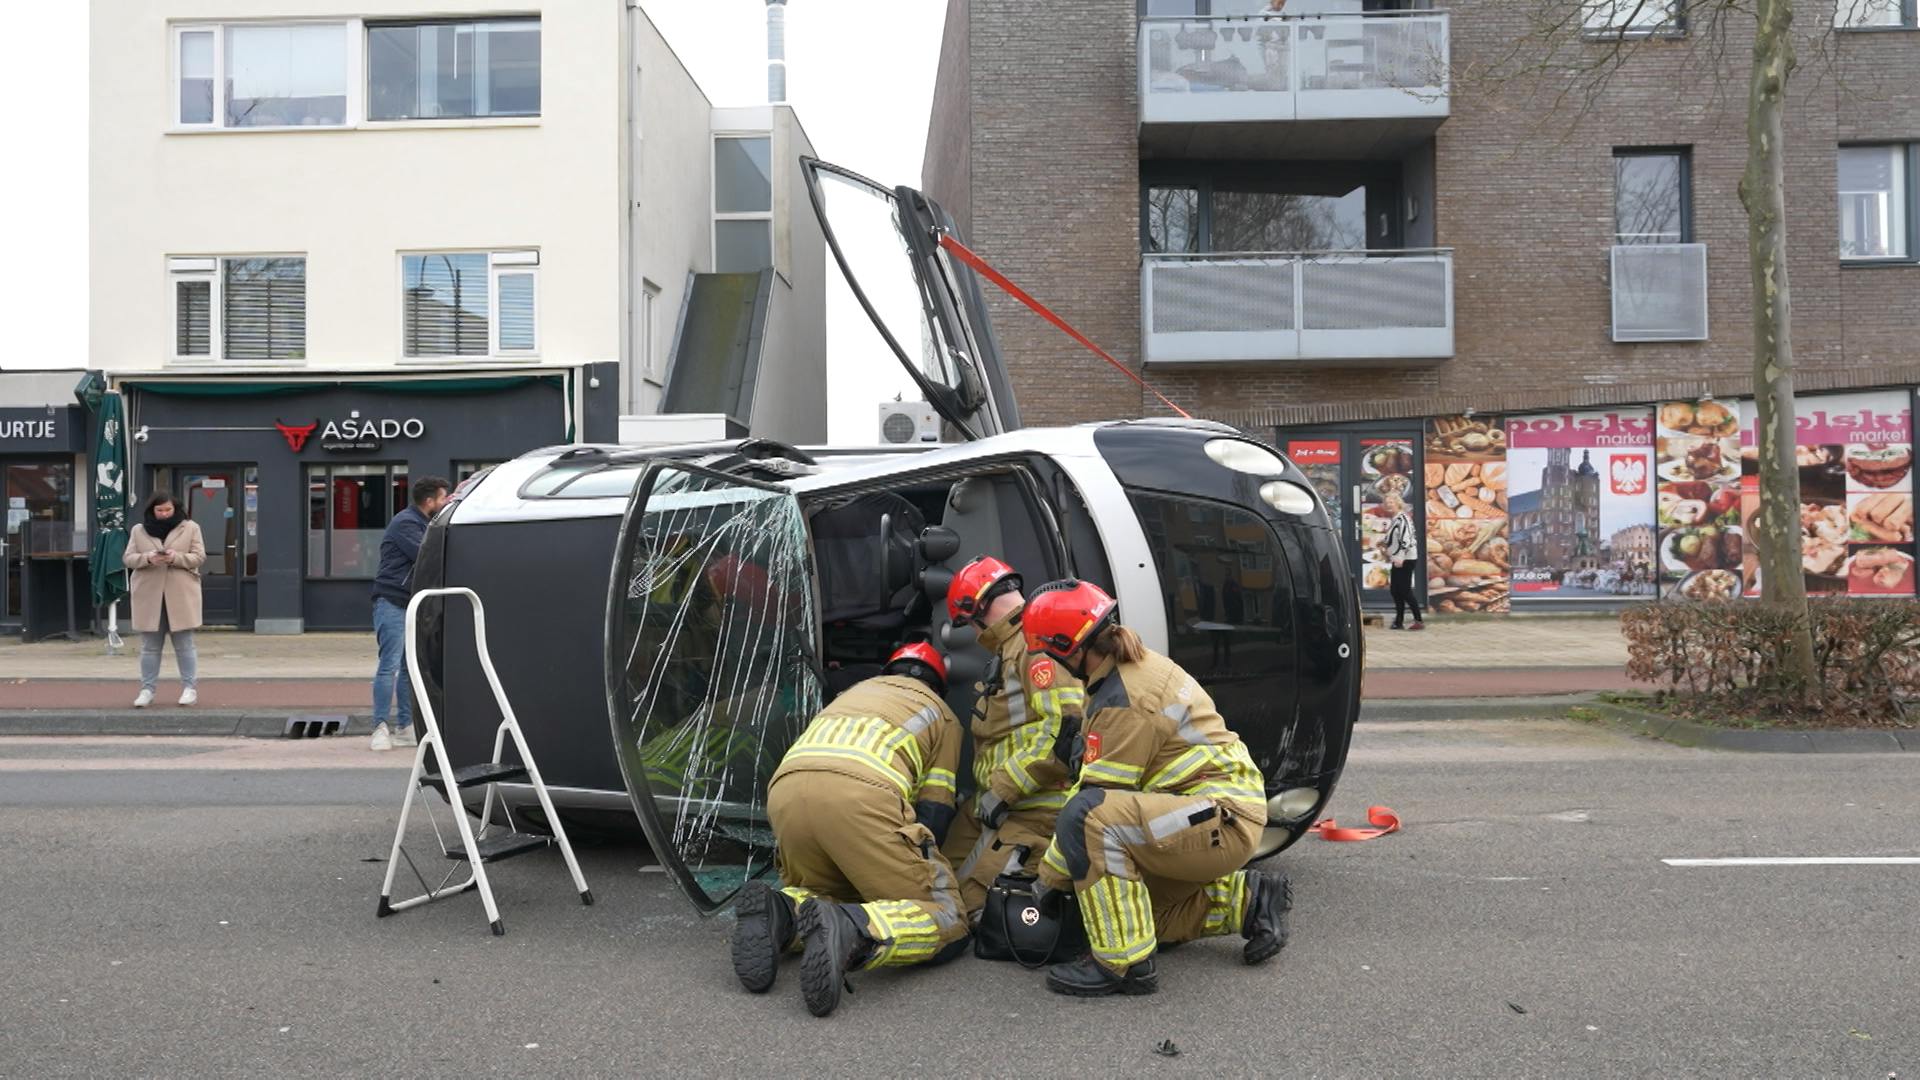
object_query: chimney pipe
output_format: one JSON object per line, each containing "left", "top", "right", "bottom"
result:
{"left": 766, "top": 0, "right": 788, "bottom": 104}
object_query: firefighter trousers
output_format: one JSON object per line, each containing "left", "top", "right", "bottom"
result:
{"left": 768, "top": 768, "right": 968, "bottom": 968}
{"left": 944, "top": 796, "right": 1062, "bottom": 917}
{"left": 1049, "top": 788, "right": 1264, "bottom": 974}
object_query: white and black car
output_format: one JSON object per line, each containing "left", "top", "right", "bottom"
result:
{"left": 410, "top": 160, "right": 1362, "bottom": 913}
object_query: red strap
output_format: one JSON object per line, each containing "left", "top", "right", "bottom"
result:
{"left": 936, "top": 233, "right": 1192, "bottom": 420}
{"left": 1310, "top": 805, "right": 1402, "bottom": 842}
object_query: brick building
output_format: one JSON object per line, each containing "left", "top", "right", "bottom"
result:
{"left": 925, "top": 0, "right": 1920, "bottom": 608}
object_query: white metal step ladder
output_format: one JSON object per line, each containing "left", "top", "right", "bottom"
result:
{"left": 376, "top": 587, "right": 592, "bottom": 935}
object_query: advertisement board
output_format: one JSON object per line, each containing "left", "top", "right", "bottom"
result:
{"left": 1357, "top": 438, "right": 1416, "bottom": 594}
{"left": 1654, "top": 399, "right": 1745, "bottom": 601}
{"left": 1739, "top": 390, "right": 1914, "bottom": 598}
{"left": 1422, "top": 416, "right": 1509, "bottom": 613}
{"left": 1504, "top": 409, "right": 1658, "bottom": 600}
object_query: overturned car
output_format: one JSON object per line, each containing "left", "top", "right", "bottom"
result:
{"left": 412, "top": 160, "right": 1362, "bottom": 912}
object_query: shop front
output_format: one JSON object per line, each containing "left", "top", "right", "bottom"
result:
{"left": 1, "top": 380, "right": 90, "bottom": 636}
{"left": 1279, "top": 387, "right": 1920, "bottom": 614}
{"left": 118, "top": 367, "right": 615, "bottom": 633}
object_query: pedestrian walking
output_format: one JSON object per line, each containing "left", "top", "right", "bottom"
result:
{"left": 1382, "top": 494, "right": 1424, "bottom": 630}
{"left": 122, "top": 491, "right": 205, "bottom": 708}
{"left": 369, "top": 476, "right": 451, "bottom": 751}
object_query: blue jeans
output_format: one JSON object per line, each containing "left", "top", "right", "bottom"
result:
{"left": 372, "top": 597, "right": 413, "bottom": 732}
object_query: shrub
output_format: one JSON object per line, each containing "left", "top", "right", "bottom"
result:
{"left": 1621, "top": 600, "right": 1920, "bottom": 727}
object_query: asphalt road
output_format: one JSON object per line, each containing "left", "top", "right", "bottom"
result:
{"left": 1, "top": 721, "right": 1914, "bottom": 1079}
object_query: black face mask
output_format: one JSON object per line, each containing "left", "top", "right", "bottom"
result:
{"left": 144, "top": 506, "right": 183, "bottom": 541}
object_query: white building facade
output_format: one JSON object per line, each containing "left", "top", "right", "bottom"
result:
{"left": 88, "top": 2, "right": 826, "bottom": 631}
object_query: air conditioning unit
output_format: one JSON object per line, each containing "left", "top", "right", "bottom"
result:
{"left": 878, "top": 402, "right": 942, "bottom": 445}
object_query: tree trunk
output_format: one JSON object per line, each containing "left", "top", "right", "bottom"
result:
{"left": 1737, "top": 0, "right": 1816, "bottom": 690}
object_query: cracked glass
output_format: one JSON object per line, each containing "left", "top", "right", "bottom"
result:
{"left": 607, "top": 464, "right": 822, "bottom": 912}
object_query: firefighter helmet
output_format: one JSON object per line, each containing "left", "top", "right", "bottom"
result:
{"left": 1022, "top": 579, "right": 1118, "bottom": 664}
{"left": 884, "top": 641, "right": 948, "bottom": 694}
{"left": 946, "top": 555, "right": 1023, "bottom": 625}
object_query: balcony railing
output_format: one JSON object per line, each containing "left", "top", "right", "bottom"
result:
{"left": 1610, "top": 243, "right": 1708, "bottom": 342}
{"left": 1142, "top": 250, "right": 1454, "bottom": 364}
{"left": 1139, "top": 13, "right": 1450, "bottom": 126}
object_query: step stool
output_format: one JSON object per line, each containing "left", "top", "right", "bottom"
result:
{"left": 376, "top": 587, "right": 592, "bottom": 935}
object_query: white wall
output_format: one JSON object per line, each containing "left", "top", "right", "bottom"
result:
{"left": 626, "top": 12, "right": 715, "bottom": 415}
{"left": 746, "top": 106, "right": 828, "bottom": 445}
{"left": 90, "top": 1, "right": 623, "bottom": 373}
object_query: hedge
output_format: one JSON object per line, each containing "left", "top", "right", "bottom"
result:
{"left": 1621, "top": 600, "right": 1920, "bottom": 727}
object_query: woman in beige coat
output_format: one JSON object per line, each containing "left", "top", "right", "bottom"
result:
{"left": 122, "top": 491, "right": 206, "bottom": 707}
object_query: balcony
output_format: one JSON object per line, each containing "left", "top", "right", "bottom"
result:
{"left": 1139, "top": 13, "right": 1450, "bottom": 160}
{"left": 1142, "top": 250, "right": 1453, "bottom": 366}
{"left": 1610, "top": 243, "right": 1708, "bottom": 342}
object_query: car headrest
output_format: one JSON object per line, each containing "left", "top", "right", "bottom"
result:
{"left": 919, "top": 525, "right": 961, "bottom": 563}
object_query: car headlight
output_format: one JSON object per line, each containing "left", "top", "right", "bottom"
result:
{"left": 1269, "top": 787, "right": 1321, "bottom": 822}
{"left": 1204, "top": 438, "right": 1289, "bottom": 476}
{"left": 1260, "top": 480, "right": 1319, "bottom": 516}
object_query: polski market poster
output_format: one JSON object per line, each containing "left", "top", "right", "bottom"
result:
{"left": 1505, "top": 409, "right": 1658, "bottom": 601}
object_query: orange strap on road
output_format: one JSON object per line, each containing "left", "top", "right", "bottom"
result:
{"left": 1310, "top": 805, "right": 1402, "bottom": 841}
{"left": 936, "top": 232, "right": 1193, "bottom": 420}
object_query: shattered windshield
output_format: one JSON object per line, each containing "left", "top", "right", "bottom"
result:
{"left": 606, "top": 465, "right": 823, "bottom": 912}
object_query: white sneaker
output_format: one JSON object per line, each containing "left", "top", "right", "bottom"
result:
{"left": 178, "top": 688, "right": 198, "bottom": 707}
{"left": 391, "top": 725, "right": 418, "bottom": 748}
{"left": 369, "top": 723, "right": 393, "bottom": 751}
{"left": 133, "top": 689, "right": 154, "bottom": 708}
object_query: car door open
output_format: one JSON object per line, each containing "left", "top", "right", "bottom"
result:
{"left": 604, "top": 461, "right": 824, "bottom": 913}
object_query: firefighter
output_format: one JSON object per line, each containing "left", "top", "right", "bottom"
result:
{"left": 728, "top": 642, "right": 968, "bottom": 1017}
{"left": 1023, "top": 580, "right": 1292, "bottom": 997}
{"left": 939, "top": 556, "right": 1085, "bottom": 916}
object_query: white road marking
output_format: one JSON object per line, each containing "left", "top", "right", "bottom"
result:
{"left": 1663, "top": 857, "right": 1920, "bottom": 867}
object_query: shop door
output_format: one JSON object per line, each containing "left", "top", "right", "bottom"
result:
{"left": 160, "top": 467, "right": 254, "bottom": 626}
{"left": 3, "top": 460, "right": 79, "bottom": 629}
{"left": 1284, "top": 434, "right": 1422, "bottom": 611}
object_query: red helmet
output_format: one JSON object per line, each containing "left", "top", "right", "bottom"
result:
{"left": 947, "top": 555, "right": 1022, "bottom": 624}
{"left": 1022, "top": 580, "right": 1118, "bottom": 663}
{"left": 884, "top": 641, "right": 948, "bottom": 693}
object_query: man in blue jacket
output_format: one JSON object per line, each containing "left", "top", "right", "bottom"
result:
{"left": 369, "top": 476, "right": 451, "bottom": 751}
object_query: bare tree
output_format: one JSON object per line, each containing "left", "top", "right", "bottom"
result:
{"left": 1456, "top": 0, "right": 1850, "bottom": 689}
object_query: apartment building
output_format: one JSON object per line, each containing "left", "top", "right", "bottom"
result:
{"left": 926, "top": 0, "right": 1920, "bottom": 611}
{"left": 89, "top": 3, "right": 826, "bottom": 632}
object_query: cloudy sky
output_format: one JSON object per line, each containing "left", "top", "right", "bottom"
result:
{"left": 6, "top": 1, "right": 952, "bottom": 444}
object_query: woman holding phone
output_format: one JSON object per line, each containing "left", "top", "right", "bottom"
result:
{"left": 122, "top": 491, "right": 206, "bottom": 707}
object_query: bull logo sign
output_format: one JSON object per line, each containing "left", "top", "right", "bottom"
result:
{"left": 1609, "top": 454, "right": 1648, "bottom": 496}
{"left": 275, "top": 419, "right": 319, "bottom": 453}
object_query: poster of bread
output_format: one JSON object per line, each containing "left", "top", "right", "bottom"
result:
{"left": 1737, "top": 390, "right": 1914, "bottom": 598}
{"left": 1422, "top": 415, "right": 1509, "bottom": 613}
{"left": 1357, "top": 438, "right": 1415, "bottom": 593}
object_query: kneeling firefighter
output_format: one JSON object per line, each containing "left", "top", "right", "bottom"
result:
{"left": 1024, "top": 580, "right": 1292, "bottom": 997}
{"left": 729, "top": 643, "right": 969, "bottom": 1017}
{"left": 939, "top": 556, "right": 1085, "bottom": 916}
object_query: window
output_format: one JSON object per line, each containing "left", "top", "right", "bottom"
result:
{"left": 169, "top": 256, "right": 307, "bottom": 361}
{"left": 521, "top": 462, "right": 645, "bottom": 500}
{"left": 714, "top": 135, "right": 774, "bottom": 272}
{"left": 1614, "top": 149, "right": 1691, "bottom": 244}
{"left": 1140, "top": 172, "right": 1390, "bottom": 254}
{"left": 639, "top": 279, "right": 663, "bottom": 398}
{"left": 1582, "top": 0, "right": 1685, "bottom": 36}
{"left": 175, "top": 23, "right": 350, "bottom": 129}
{"left": 1126, "top": 491, "right": 1293, "bottom": 690}
{"left": 307, "top": 463, "right": 407, "bottom": 577}
{"left": 401, "top": 251, "right": 538, "bottom": 358}
{"left": 368, "top": 19, "right": 540, "bottom": 120}
{"left": 1839, "top": 145, "right": 1914, "bottom": 261}
{"left": 1835, "top": 0, "right": 1914, "bottom": 27}
{"left": 1147, "top": 186, "right": 1200, "bottom": 254}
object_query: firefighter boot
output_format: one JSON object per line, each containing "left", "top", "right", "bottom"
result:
{"left": 1242, "top": 869, "right": 1294, "bottom": 965}
{"left": 796, "top": 899, "right": 877, "bottom": 1017}
{"left": 730, "top": 880, "right": 798, "bottom": 993}
{"left": 1045, "top": 955, "right": 1160, "bottom": 997}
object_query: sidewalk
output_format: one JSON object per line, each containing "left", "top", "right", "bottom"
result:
{"left": 3, "top": 615, "right": 1634, "bottom": 718}
{"left": 1360, "top": 614, "right": 1634, "bottom": 699}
